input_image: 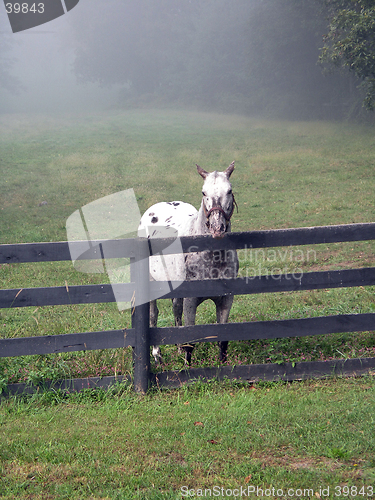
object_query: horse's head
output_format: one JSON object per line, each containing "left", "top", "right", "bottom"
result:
{"left": 197, "top": 161, "right": 236, "bottom": 239}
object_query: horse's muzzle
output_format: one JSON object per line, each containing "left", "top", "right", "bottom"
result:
{"left": 212, "top": 230, "right": 225, "bottom": 239}
{"left": 207, "top": 213, "right": 227, "bottom": 239}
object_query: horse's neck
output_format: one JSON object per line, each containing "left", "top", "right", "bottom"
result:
{"left": 195, "top": 203, "right": 210, "bottom": 236}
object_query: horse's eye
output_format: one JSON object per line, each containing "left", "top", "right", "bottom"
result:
{"left": 228, "top": 189, "right": 232, "bottom": 195}
{"left": 202, "top": 191, "right": 206, "bottom": 196}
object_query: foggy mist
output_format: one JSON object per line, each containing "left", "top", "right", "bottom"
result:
{"left": 0, "top": 2, "right": 119, "bottom": 114}
{"left": 0, "top": 0, "right": 366, "bottom": 120}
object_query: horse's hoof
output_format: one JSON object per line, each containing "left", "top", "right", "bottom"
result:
{"left": 152, "top": 346, "right": 163, "bottom": 365}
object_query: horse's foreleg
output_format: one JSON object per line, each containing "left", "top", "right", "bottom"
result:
{"left": 150, "top": 299, "right": 162, "bottom": 364}
{"left": 218, "top": 341, "right": 228, "bottom": 363}
{"left": 214, "top": 295, "right": 234, "bottom": 363}
{"left": 180, "top": 296, "right": 201, "bottom": 365}
{"left": 172, "top": 297, "right": 183, "bottom": 327}
{"left": 174, "top": 297, "right": 193, "bottom": 363}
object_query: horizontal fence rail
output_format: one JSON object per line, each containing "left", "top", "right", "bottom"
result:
{"left": 0, "top": 239, "right": 137, "bottom": 264}
{"left": 0, "top": 329, "right": 135, "bottom": 358}
{"left": 1, "top": 222, "right": 375, "bottom": 393}
{"left": 0, "top": 313, "right": 375, "bottom": 357}
{"left": 6, "top": 357, "right": 375, "bottom": 397}
{"left": 151, "top": 313, "right": 375, "bottom": 346}
{"left": 1, "top": 223, "right": 375, "bottom": 264}
{"left": 1, "top": 267, "right": 374, "bottom": 309}
{"left": 2, "top": 314, "right": 374, "bottom": 359}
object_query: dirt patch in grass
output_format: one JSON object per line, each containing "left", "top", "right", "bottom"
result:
{"left": 249, "top": 449, "right": 369, "bottom": 479}
{"left": 2, "top": 460, "right": 77, "bottom": 485}
{"left": 307, "top": 254, "right": 375, "bottom": 272}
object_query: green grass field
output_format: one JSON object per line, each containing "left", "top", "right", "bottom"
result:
{"left": 0, "top": 110, "right": 374, "bottom": 381}
{"left": 0, "top": 109, "right": 375, "bottom": 498}
{"left": 1, "top": 378, "right": 375, "bottom": 499}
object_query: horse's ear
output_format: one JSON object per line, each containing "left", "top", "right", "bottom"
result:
{"left": 225, "top": 161, "right": 235, "bottom": 178}
{"left": 196, "top": 164, "right": 209, "bottom": 179}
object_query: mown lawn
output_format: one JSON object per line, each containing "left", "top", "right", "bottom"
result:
{"left": 1, "top": 377, "right": 375, "bottom": 499}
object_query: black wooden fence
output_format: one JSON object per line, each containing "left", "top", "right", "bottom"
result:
{"left": 1, "top": 222, "right": 375, "bottom": 394}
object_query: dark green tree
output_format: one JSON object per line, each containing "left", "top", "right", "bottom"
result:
{"left": 69, "top": 0, "right": 201, "bottom": 96}
{"left": 320, "top": 0, "right": 375, "bottom": 110}
{"left": 67, "top": 0, "right": 363, "bottom": 118}
{"left": 68, "top": 0, "right": 250, "bottom": 108}
{"left": 243, "top": 0, "right": 356, "bottom": 119}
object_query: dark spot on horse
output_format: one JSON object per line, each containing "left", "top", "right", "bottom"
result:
{"left": 149, "top": 212, "right": 155, "bottom": 216}
{"left": 151, "top": 216, "right": 158, "bottom": 223}
{"left": 173, "top": 202, "right": 180, "bottom": 206}
{"left": 165, "top": 216, "right": 172, "bottom": 223}
{"left": 167, "top": 202, "right": 173, "bottom": 205}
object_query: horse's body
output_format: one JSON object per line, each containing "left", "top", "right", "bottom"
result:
{"left": 138, "top": 162, "right": 238, "bottom": 364}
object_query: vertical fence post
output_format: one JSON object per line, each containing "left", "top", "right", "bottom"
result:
{"left": 131, "top": 237, "right": 150, "bottom": 394}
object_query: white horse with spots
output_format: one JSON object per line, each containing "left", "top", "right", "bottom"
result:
{"left": 138, "top": 162, "right": 238, "bottom": 364}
